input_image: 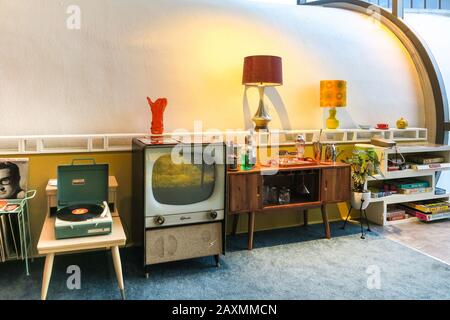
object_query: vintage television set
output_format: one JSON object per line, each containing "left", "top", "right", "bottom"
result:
{"left": 132, "top": 137, "right": 226, "bottom": 277}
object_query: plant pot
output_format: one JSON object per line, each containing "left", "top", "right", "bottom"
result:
{"left": 351, "top": 191, "right": 371, "bottom": 210}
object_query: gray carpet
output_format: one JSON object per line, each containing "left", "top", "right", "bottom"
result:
{"left": 0, "top": 222, "right": 449, "bottom": 300}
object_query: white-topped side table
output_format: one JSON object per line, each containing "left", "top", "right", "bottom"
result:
{"left": 37, "top": 176, "right": 126, "bottom": 300}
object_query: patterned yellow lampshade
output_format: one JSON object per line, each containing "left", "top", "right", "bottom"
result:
{"left": 320, "top": 80, "right": 347, "bottom": 108}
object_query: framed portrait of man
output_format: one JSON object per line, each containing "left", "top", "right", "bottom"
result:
{"left": 0, "top": 158, "right": 29, "bottom": 200}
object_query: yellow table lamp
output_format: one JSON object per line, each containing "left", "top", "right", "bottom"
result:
{"left": 320, "top": 80, "right": 347, "bottom": 130}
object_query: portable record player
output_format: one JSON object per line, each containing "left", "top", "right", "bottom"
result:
{"left": 55, "top": 159, "right": 112, "bottom": 240}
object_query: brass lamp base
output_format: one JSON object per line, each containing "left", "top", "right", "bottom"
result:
{"left": 253, "top": 114, "right": 271, "bottom": 131}
{"left": 252, "top": 86, "right": 271, "bottom": 131}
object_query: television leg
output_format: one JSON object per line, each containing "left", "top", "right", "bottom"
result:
{"left": 214, "top": 254, "right": 221, "bottom": 268}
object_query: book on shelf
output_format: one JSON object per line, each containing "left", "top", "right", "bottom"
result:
{"left": 398, "top": 187, "right": 433, "bottom": 195}
{"left": 386, "top": 206, "right": 407, "bottom": 221}
{"left": 385, "top": 179, "right": 430, "bottom": 189}
{"left": 402, "top": 200, "right": 450, "bottom": 214}
{"left": 387, "top": 214, "right": 406, "bottom": 221}
{"left": 408, "top": 155, "right": 445, "bottom": 164}
{"left": 369, "top": 187, "right": 393, "bottom": 198}
{"left": 387, "top": 163, "right": 413, "bottom": 172}
{"left": 412, "top": 163, "right": 450, "bottom": 170}
{"left": 370, "top": 179, "right": 432, "bottom": 197}
{"left": 402, "top": 206, "right": 450, "bottom": 222}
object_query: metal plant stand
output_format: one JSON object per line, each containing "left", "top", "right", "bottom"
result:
{"left": 341, "top": 198, "right": 371, "bottom": 239}
{"left": 0, "top": 190, "right": 36, "bottom": 275}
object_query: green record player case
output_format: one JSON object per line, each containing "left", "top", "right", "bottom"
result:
{"left": 57, "top": 159, "right": 109, "bottom": 208}
{"left": 55, "top": 159, "right": 110, "bottom": 239}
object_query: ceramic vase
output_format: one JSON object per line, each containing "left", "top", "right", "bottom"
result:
{"left": 147, "top": 97, "right": 168, "bottom": 135}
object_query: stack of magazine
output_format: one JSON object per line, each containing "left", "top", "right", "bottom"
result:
{"left": 0, "top": 201, "right": 22, "bottom": 262}
{"left": 401, "top": 200, "right": 450, "bottom": 222}
{"left": 386, "top": 179, "right": 431, "bottom": 195}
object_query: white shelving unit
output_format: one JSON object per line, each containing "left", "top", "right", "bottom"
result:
{"left": 0, "top": 128, "right": 428, "bottom": 155}
{"left": 365, "top": 143, "right": 450, "bottom": 226}
{"left": 0, "top": 134, "right": 148, "bottom": 155}
{"left": 254, "top": 128, "right": 427, "bottom": 146}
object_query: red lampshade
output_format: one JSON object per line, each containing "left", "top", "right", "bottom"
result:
{"left": 242, "top": 55, "right": 283, "bottom": 86}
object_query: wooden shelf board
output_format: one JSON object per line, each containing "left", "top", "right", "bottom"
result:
{"left": 369, "top": 169, "right": 446, "bottom": 180}
{"left": 263, "top": 201, "right": 322, "bottom": 211}
{"left": 370, "top": 192, "right": 450, "bottom": 205}
{"left": 385, "top": 143, "right": 450, "bottom": 154}
{"left": 229, "top": 162, "right": 348, "bottom": 175}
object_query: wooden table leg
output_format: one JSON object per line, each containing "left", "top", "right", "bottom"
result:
{"left": 248, "top": 212, "right": 255, "bottom": 250}
{"left": 111, "top": 246, "right": 125, "bottom": 300}
{"left": 303, "top": 209, "right": 308, "bottom": 226}
{"left": 41, "top": 253, "right": 54, "bottom": 300}
{"left": 232, "top": 214, "right": 239, "bottom": 236}
{"left": 321, "top": 204, "right": 331, "bottom": 239}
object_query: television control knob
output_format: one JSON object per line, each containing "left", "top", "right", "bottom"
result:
{"left": 154, "top": 215, "right": 165, "bottom": 225}
{"left": 209, "top": 211, "right": 218, "bottom": 220}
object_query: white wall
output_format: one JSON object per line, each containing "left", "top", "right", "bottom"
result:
{"left": 0, "top": 0, "right": 425, "bottom": 135}
{"left": 405, "top": 11, "right": 450, "bottom": 189}
{"left": 405, "top": 12, "right": 450, "bottom": 108}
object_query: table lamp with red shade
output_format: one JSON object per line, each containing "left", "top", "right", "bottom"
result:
{"left": 243, "top": 55, "right": 283, "bottom": 131}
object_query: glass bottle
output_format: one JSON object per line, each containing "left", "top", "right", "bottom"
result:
{"left": 278, "top": 187, "right": 291, "bottom": 205}
{"left": 226, "top": 142, "right": 239, "bottom": 171}
{"left": 296, "top": 134, "right": 306, "bottom": 159}
{"left": 241, "top": 134, "right": 256, "bottom": 170}
{"left": 269, "top": 186, "right": 279, "bottom": 204}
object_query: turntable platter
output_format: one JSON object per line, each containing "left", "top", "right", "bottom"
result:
{"left": 57, "top": 204, "right": 104, "bottom": 222}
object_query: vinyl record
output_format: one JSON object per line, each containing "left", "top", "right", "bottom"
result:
{"left": 57, "top": 204, "right": 104, "bottom": 222}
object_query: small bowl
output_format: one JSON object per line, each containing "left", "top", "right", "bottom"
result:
{"left": 359, "top": 124, "right": 371, "bottom": 130}
{"left": 376, "top": 123, "right": 389, "bottom": 130}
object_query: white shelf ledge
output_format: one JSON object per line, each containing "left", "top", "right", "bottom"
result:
{"left": 370, "top": 192, "right": 450, "bottom": 205}
{"left": 369, "top": 167, "right": 450, "bottom": 180}
{"left": 0, "top": 133, "right": 148, "bottom": 155}
{"left": 0, "top": 127, "right": 428, "bottom": 155}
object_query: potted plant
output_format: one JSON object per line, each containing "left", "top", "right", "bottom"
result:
{"left": 345, "top": 147, "right": 382, "bottom": 210}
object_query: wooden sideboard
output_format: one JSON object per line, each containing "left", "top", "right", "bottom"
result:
{"left": 227, "top": 163, "right": 351, "bottom": 250}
